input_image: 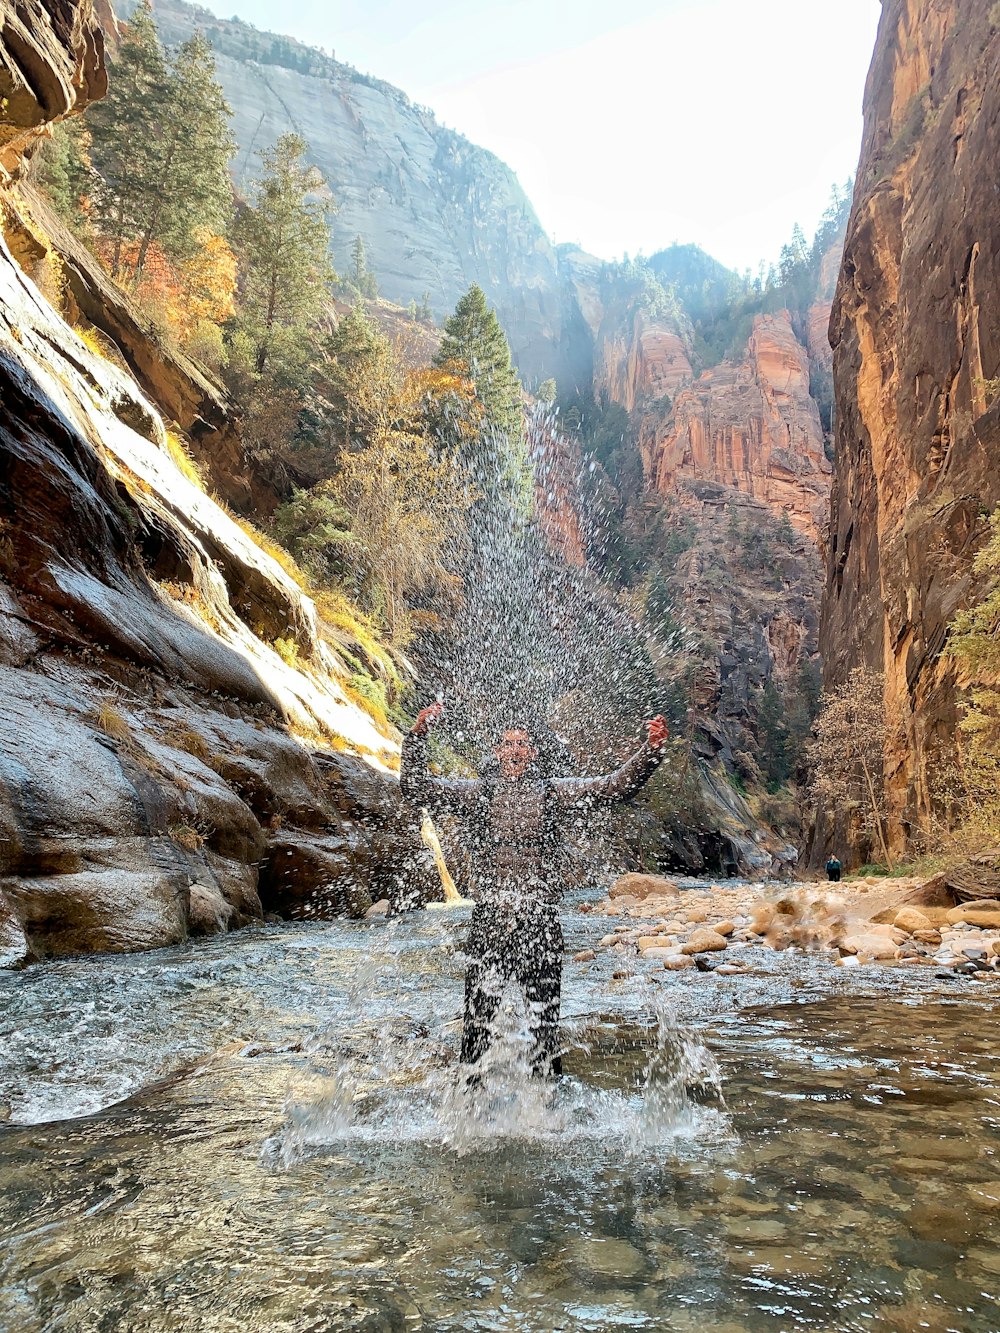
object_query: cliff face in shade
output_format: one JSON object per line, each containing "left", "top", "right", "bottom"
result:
{"left": 0, "top": 0, "right": 106, "bottom": 177}
{"left": 820, "top": 0, "right": 1000, "bottom": 859}
{"left": 639, "top": 312, "right": 832, "bottom": 544}
{"left": 595, "top": 314, "right": 695, "bottom": 415}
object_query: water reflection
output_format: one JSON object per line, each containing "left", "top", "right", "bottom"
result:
{"left": 2, "top": 899, "right": 1000, "bottom": 1330}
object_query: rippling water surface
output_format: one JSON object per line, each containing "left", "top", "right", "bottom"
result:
{"left": 2, "top": 891, "right": 1000, "bottom": 1331}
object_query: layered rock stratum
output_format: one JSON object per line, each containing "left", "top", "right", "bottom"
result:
{"left": 821, "top": 0, "right": 1000, "bottom": 858}
{"left": 0, "top": 0, "right": 431, "bottom": 965}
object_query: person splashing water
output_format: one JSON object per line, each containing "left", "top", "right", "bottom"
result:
{"left": 400, "top": 702, "right": 669, "bottom": 1078}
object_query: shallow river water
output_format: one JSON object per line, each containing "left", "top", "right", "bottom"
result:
{"left": 2, "top": 889, "right": 1000, "bottom": 1332}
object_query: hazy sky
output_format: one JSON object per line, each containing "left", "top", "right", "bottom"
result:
{"left": 194, "top": 0, "right": 882, "bottom": 272}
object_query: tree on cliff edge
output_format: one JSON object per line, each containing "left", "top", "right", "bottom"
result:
{"left": 87, "top": 0, "right": 167, "bottom": 276}
{"left": 228, "top": 133, "right": 335, "bottom": 388}
{"left": 87, "top": 8, "right": 234, "bottom": 281}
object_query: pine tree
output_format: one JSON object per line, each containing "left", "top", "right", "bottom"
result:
{"left": 87, "top": 0, "right": 169, "bottom": 276}
{"left": 349, "top": 233, "right": 378, "bottom": 298}
{"left": 228, "top": 133, "right": 335, "bottom": 386}
{"left": 87, "top": 9, "right": 234, "bottom": 281}
{"left": 34, "top": 120, "right": 93, "bottom": 225}
{"left": 434, "top": 284, "right": 523, "bottom": 443}
{"left": 418, "top": 291, "right": 433, "bottom": 323}
{"left": 132, "top": 33, "right": 235, "bottom": 276}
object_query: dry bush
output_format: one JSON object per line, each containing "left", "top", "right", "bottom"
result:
{"left": 160, "top": 724, "right": 211, "bottom": 762}
{"left": 86, "top": 698, "right": 131, "bottom": 741}
{"left": 164, "top": 430, "right": 207, "bottom": 491}
{"left": 808, "top": 665, "right": 893, "bottom": 868}
{"left": 169, "top": 821, "right": 210, "bottom": 852}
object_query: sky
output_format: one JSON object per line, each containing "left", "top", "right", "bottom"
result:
{"left": 194, "top": 0, "right": 883, "bottom": 273}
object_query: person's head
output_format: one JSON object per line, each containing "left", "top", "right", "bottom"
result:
{"left": 494, "top": 724, "right": 539, "bottom": 781}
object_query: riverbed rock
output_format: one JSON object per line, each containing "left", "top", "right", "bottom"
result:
{"left": 714, "top": 919, "right": 736, "bottom": 937}
{"left": 663, "top": 954, "right": 695, "bottom": 971}
{"left": 946, "top": 903, "right": 1000, "bottom": 929}
{"left": 893, "top": 907, "right": 933, "bottom": 935}
{"left": 681, "top": 929, "right": 728, "bottom": 955}
{"left": 636, "top": 935, "right": 665, "bottom": 952}
{"left": 563, "top": 1237, "right": 648, "bottom": 1280}
{"left": 840, "top": 933, "right": 899, "bottom": 960}
{"left": 573, "top": 949, "right": 597, "bottom": 963}
{"left": 609, "top": 873, "right": 679, "bottom": 900}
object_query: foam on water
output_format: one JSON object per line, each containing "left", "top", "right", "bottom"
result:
{"left": 263, "top": 992, "right": 731, "bottom": 1168}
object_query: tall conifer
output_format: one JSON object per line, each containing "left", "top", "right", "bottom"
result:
{"left": 228, "top": 133, "right": 335, "bottom": 385}
{"left": 434, "top": 284, "right": 523, "bottom": 442}
{"left": 87, "top": 0, "right": 168, "bottom": 275}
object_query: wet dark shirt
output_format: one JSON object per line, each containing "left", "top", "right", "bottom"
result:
{"left": 400, "top": 732, "right": 663, "bottom": 906}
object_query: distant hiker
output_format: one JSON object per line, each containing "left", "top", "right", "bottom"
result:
{"left": 826, "top": 855, "right": 842, "bottom": 883}
{"left": 400, "top": 702, "right": 669, "bottom": 1078}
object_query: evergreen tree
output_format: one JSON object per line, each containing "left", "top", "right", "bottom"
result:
{"left": 87, "top": 8, "right": 234, "bottom": 280}
{"left": 34, "top": 120, "right": 93, "bottom": 225}
{"left": 418, "top": 291, "right": 433, "bottom": 323}
{"left": 228, "top": 133, "right": 335, "bottom": 386}
{"left": 86, "top": 0, "right": 169, "bottom": 276}
{"left": 349, "top": 233, "right": 378, "bottom": 298}
{"left": 132, "top": 33, "right": 235, "bottom": 276}
{"left": 434, "top": 284, "right": 523, "bottom": 444}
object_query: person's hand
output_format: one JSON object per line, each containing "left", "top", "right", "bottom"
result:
{"left": 412, "top": 701, "right": 444, "bottom": 736}
{"left": 646, "top": 715, "right": 669, "bottom": 751}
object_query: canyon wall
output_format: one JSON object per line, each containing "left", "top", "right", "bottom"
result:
{"left": 124, "top": 0, "right": 581, "bottom": 383}
{"left": 821, "top": 0, "right": 1000, "bottom": 857}
{"left": 593, "top": 281, "right": 834, "bottom": 769}
{"left": 637, "top": 312, "right": 832, "bottom": 545}
{"left": 0, "top": 0, "right": 433, "bottom": 966}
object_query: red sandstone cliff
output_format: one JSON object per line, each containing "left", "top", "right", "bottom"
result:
{"left": 821, "top": 0, "right": 1000, "bottom": 857}
{"left": 594, "top": 312, "right": 694, "bottom": 413}
{"left": 638, "top": 312, "right": 832, "bottom": 544}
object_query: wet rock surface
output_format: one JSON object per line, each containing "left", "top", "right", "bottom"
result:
{"left": 0, "top": 24, "right": 424, "bottom": 960}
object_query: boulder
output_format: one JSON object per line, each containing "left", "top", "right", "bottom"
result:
{"left": 609, "top": 873, "right": 679, "bottom": 900}
{"left": 894, "top": 907, "right": 933, "bottom": 935}
{"left": 681, "top": 929, "right": 728, "bottom": 955}
{"left": 841, "top": 933, "right": 899, "bottom": 960}
{"left": 946, "top": 903, "right": 1000, "bottom": 928}
{"left": 188, "top": 882, "right": 235, "bottom": 936}
{"left": 258, "top": 830, "right": 371, "bottom": 920}
{"left": 663, "top": 954, "right": 695, "bottom": 971}
{"left": 572, "top": 949, "right": 596, "bottom": 963}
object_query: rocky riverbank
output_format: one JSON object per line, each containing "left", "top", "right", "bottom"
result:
{"left": 576, "top": 874, "right": 1000, "bottom": 978}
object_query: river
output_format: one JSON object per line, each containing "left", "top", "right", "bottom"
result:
{"left": 2, "top": 887, "right": 999, "bottom": 1331}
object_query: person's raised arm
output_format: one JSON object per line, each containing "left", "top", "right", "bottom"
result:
{"left": 399, "top": 700, "right": 481, "bottom": 815}
{"left": 551, "top": 716, "right": 669, "bottom": 811}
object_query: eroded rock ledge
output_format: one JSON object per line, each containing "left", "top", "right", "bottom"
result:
{"left": 0, "top": 0, "right": 434, "bottom": 964}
